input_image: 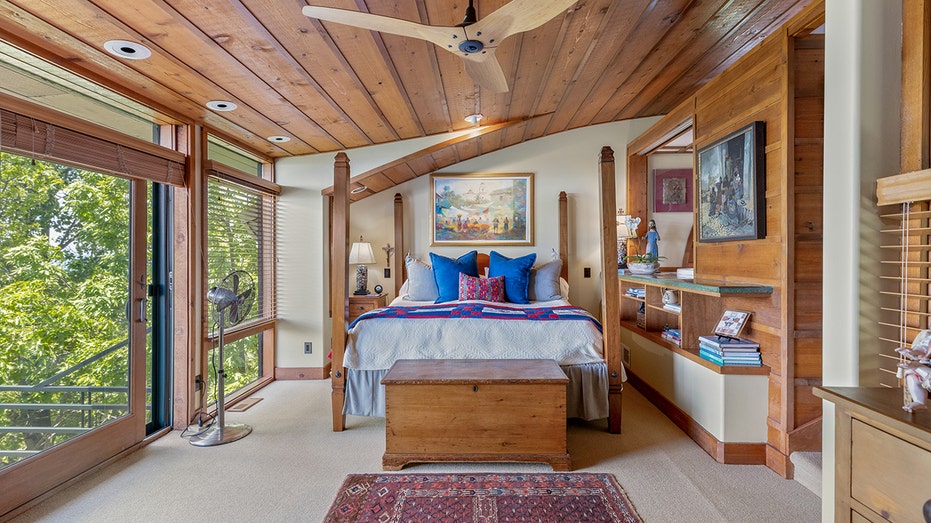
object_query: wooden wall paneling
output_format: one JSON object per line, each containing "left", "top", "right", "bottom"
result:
{"left": 901, "top": 0, "right": 931, "bottom": 172}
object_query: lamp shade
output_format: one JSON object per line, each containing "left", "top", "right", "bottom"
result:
{"left": 348, "top": 242, "right": 376, "bottom": 265}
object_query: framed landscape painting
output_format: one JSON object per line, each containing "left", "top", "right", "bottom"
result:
{"left": 696, "top": 121, "right": 766, "bottom": 242}
{"left": 431, "top": 173, "right": 533, "bottom": 246}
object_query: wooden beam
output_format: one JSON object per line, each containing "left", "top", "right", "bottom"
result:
{"left": 330, "top": 153, "right": 350, "bottom": 432}
{"left": 599, "top": 146, "right": 623, "bottom": 434}
{"left": 320, "top": 115, "right": 551, "bottom": 199}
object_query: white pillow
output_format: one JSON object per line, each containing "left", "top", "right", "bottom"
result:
{"left": 404, "top": 255, "right": 439, "bottom": 301}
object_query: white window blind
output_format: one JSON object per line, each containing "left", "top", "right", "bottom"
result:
{"left": 878, "top": 175, "right": 931, "bottom": 387}
{"left": 206, "top": 167, "right": 278, "bottom": 333}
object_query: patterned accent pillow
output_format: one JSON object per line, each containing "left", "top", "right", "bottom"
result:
{"left": 458, "top": 273, "right": 505, "bottom": 302}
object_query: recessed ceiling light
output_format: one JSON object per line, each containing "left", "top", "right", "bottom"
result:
{"left": 267, "top": 136, "right": 291, "bottom": 143}
{"left": 103, "top": 40, "right": 152, "bottom": 60}
{"left": 206, "top": 100, "right": 237, "bottom": 112}
{"left": 464, "top": 113, "right": 484, "bottom": 125}
{"left": 350, "top": 185, "right": 368, "bottom": 194}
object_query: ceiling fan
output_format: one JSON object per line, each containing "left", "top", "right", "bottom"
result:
{"left": 302, "top": 0, "right": 578, "bottom": 92}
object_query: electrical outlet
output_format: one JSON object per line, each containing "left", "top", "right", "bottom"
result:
{"left": 304, "top": 341, "right": 313, "bottom": 354}
{"left": 622, "top": 345, "right": 631, "bottom": 365}
{"left": 194, "top": 374, "right": 202, "bottom": 391}
{"left": 583, "top": 267, "right": 591, "bottom": 278}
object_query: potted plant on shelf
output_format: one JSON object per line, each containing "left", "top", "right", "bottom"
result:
{"left": 625, "top": 252, "right": 664, "bottom": 275}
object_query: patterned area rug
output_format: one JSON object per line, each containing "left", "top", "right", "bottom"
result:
{"left": 324, "top": 473, "right": 642, "bottom": 522}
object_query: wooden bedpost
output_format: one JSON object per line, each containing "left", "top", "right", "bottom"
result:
{"left": 558, "top": 191, "right": 569, "bottom": 281}
{"left": 330, "top": 153, "right": 350, "bottom": 432}
{"left": 598, "top": 146, "right": 623, "bottom": 434}
{"left": 393, "top": 193, "right": 404, "bottom": 297}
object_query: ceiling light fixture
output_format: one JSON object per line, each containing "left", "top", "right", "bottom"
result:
{"left": 350, "top": 185, "right": 368, "bottom": 194}
{"left": 464, "top": 113, "right": 484, "bottom": 125}
{"left": 103, "top": 40, "right": 152, "bottom": 60}
{"left": 267, "top": 136, "right": 291, "bottom": 143}
{"left": 206, "top": 100, "right": 237, "bottom": 112}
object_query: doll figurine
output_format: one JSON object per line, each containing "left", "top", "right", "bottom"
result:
{"left": 895, "top": 330, "right": 931, "bottom": 411}
{"left": 645, "top": 220, "right": 660, "bottom": 259}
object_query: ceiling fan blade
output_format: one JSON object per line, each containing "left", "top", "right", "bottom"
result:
{"left": 302, "top": 5, "right": 455, "bottom": 49}
{"left": 471, "top": 0, "right": 578, "bottom": 41}
{"left": 462, "top": 52, "right": 509, "bottom": 93}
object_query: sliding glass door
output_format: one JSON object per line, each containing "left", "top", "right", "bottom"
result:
{"left": 0, "top": 153, "right": 161, "bottom": 516}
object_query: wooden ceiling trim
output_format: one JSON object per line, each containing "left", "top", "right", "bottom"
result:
{"left": 594, "top": 0, "right": 737, "bottom": 123}
{"left": 544, "top": 0, "right": 622, "bottom": 134}
{"left": 230, "top": 0, "right": 402, "bottom": 146}
{"left": 541, "top": 0, "right": 649, "bottom": 134}
{"left": 321, "top": 117, "right": 539, "bottom": 196}
{"left": 642, "top": 0, "right": 811, "bottom": 115}
{"left": 382, "top": 164, "right": 417, "bottom": 184}
{"left": 515, "top": 6, "right": 580, "bottom": 143}
{"left": 142, "top": 0, "right": 347, "bottom": 153}
{"left": 15, "top": 0, "right": 316, "bottom": 155}
{"left": 338, "top": 2, "right": 425, "bottom": 138}
{"left": 613, "top": 0, "right": 767, "bottom": 119}
{"left": 0, "top": 0, "right": 293, "bottom": 157}
{"left": 229, "top": 0, "right": 398, "bottom": 151}
{"left": 85, "top": 0, "right": 328, "bottom": 154}
{"left": 567, "top": 0, "right": 696, "bottom": 130}
{"left": 284, "top": 5, "right": 408, "bottom": 144}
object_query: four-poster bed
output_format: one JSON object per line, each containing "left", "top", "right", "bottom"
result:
{"left": 328, "top": 148, "right": 624, "bottom": 434}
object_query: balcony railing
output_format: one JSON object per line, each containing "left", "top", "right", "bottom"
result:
{"left": 0, "top": 331, "right": 148, "bottom": 464}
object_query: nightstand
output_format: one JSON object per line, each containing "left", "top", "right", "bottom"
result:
{"left": 348, "top": 293, "right": 387, "bottom": 322}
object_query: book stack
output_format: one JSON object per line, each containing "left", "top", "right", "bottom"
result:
{"left": 663, "top": 303, "right": 681, "bottom": 313}
{"left": 661, "top": 328, "right": 681, "bottom": 346}
{"left": 625, "top": 287, "right": 646, "bottom": 299}
{"left": 698, "top": 335, "right": 762, "bottom": 366}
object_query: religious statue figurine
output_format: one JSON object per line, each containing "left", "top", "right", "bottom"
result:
{"left": 895, "top": 329, "right": 931, "bottom": 412}
{"left": 645, "top": 219, "right": 660, "bottom": 259}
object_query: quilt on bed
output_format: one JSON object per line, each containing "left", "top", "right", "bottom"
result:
{"left": 345, "top": 300, "right": 605, "bottom": 370}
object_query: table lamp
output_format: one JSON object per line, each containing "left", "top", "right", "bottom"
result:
{"left": 349, "top": 236, "right": 376, "bottom": 295}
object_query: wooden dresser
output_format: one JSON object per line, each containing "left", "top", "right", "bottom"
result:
{"left": 347, "top": 293, "right": 386, "bottom": 323}
{"left": 381, "top": 359, "right": 570, "bottom": 471}
{"left": 815, "top": 387, "right": 931, "bottom": 523}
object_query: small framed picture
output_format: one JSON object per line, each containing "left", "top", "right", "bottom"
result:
{"left": 713, "top": 310, "right": 751, "bottom": 338}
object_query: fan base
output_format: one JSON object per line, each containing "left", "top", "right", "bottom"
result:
{"left": 189, "top": 423, "right": 252, "bottom": 447}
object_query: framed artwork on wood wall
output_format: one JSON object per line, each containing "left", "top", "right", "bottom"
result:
{"left": 653, "top": 169, "right": 692, "bottom": 212}
{"left": 431, "top": 172, "right": 534, "bottom": 246}
{"left": 696, "top": 121, "right": 766, "bottom": 242}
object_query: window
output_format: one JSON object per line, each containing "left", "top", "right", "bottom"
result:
{"left": 204, "top": 160, "right": 278, "bottom": 403}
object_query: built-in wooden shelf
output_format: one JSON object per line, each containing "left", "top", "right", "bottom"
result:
{"left": 619, "top": 273, "right": 772, "bottom": 376}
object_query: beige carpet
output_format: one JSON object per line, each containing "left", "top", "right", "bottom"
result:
{"left": 11, "top": 380, "right": 820, "bottom": 522}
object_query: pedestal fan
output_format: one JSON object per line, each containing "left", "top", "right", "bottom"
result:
{"left": 190, "top": 270, "right": 255, "bottom": 447}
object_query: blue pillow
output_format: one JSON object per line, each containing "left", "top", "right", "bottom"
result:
{"left": 430, "top": 251, "right": 478, "bottom": 303}
{"left": 488, "top": 251, "right": 536, "bottom": 304}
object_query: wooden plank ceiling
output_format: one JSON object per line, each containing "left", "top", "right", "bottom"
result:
{"left": 0, "top": 0, "right": 814, "bottom": 198}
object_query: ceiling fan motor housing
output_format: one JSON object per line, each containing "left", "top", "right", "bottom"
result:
{"left": 458, "top": 40, "right": 484, "bottom": 54}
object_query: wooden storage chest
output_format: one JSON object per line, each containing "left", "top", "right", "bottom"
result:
{"left": 381, "top": 359, "right": 570, "bottom": 471}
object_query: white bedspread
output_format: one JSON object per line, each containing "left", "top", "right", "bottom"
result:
{"left": 345, "top": 298, "right": 605, "bottom": 370}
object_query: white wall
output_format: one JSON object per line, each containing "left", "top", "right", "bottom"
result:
{"left": 275, "top": 118, "right": 659, "bottom": 370}
{"left": 647, "top": 153, "right": 694, "bottom": 267}
{"left": 821, "top": 1, "right": 901, "bottom": 520}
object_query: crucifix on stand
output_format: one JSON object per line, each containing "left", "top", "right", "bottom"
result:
{"left": 382, "top": 243, "right": 394, "bottom": 278}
